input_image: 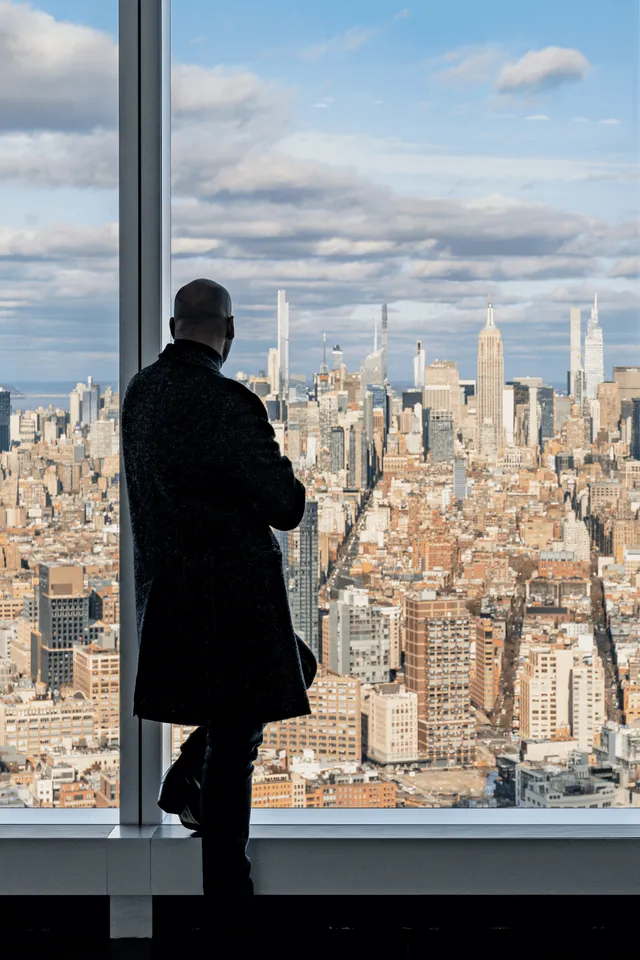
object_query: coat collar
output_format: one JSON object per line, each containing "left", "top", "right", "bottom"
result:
{"left": 158, "top": 339, "right": 224, "bottom": 374}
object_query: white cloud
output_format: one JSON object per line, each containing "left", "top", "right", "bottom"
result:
{"left": 0, "top": 129, "right": 117, "bottom": 187}
{"left": 172, "top": 64, "right": 291, "bottom": 120}
{"left": 572, "top": 116, "right": 591, "bottom": 123}
{"left": 0, "top": 223, "right": 117, "bottom": 258}
{"left": 599, "top": 118, "right": 622, "bottom": 125}
{"left": 395, "top": 7, "right": 411, "bottom": 18}
{"left": 343, "top": 26, "right": 379, "bottom": 51}
{"left": 299, "top": 24, "right": 380, "bottom": 60}
{"left": 525, "top": 114, "right": 550, "bottom": 121}
{"left": 0, "top": 0, "right": 116, "bottom": 130}
{"left": 431, "top": 46, "right": 503, "bottom": 86}
{"left": 0, "top": 2, "right": 291, "bottom": 133}
{"left": 313, "top": 97, "right": 335, "bottom": 109}
{"left": 610, "top": 257, "right": 639, "bottom": 278}
{"left": 278, "top": 129, "right": 635, "bottom": 187}
{"left": 496, "top": 46, "right": 592, "bottom": 94}
{"left": 410, "top": 255, "right": 597, "bottom": 282}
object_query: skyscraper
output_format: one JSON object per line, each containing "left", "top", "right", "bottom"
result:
{"left": 330, "top": 426, "right": 345, "bottom": 474}
{"left": 281, "top": 501, "right": 319, "bottom": 658}
{"left": 381, "top": 303, "right": 388, "bottom": 382}
{"left": 471, "top": 619, "right": 500, "bottom": 714}
{"left": 571, "top": 651, "right": 605, "bottom": 751}
{"left": 423, "top": 409, "right": 454, "bottom": 463}
{"left": 405, "top": 595, "right": 476, "bottom": 766}
{"left": 632, "top": 398, "right": 640, "bottom": 460}
{"left": 277, "top": 289, "right": 290, "bottom": 402}
{"left": 477, "top": 296, "right": 504, "bottom": 457}
{"left": 425, "top": 360, "right": 461, "bottom": 427}
{"left": 613, "top": 366, "right": 640, "bottom": 403}
{"left": 502, "top": 384, "right": 515, "bottom": 446}
{"left": 31, "top": 564, "right": 90, "bottom": 692}
{"left": 347, "top": 422, "right": 368, "bottom": 490}
{"left": 0, "top": 388, "right": 10, "bottom": 453}
{"left": 584, "top": 293, "right": 604, "bottom": 400}
{"left": 520, "top": 646, "right": 604, "bottom": 750}
{"left": 332, "top": 344, "right": 343, "bottom": 370}
{"left": 69, "top": 377, "right": 100, "bottom": 426}
{"left": 597, "top": 381, "right": 621, "bottom": 434}
{"left": 328, "top": 587, "right": 392, "bottom": 684}
{"left": 413, "top": 341, "right": 426, "bottom": 388}
{"left": 320, "top": 332, "right": 329, "bottom": 375}
{"left": 569, "top": 307, "right": 582, "bottom": 398}
{"left": 538, "top": 386, "right": 555, "bottom": 443}
{"left": 528, "top": 386, "right": 538, "bottom": 447}
{"left": 402, "top": 388, "right": 423, "bottom": 411}
{"left": 454, "top": 457, "right": 467, "bottom": 503}
{"left": 360, "top": 349, "right": 384, "bottom": 400}
{"left": 267, "top": 347, "right": 278, "bottom": 395}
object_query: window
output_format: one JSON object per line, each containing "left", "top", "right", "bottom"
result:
{"left": 4, "top": 0, "right": 636, "bottom": 829}
{"left": 169, "top": 0, "right": 639, "bottom": 811}
{"left": 0, "top": 0, "right": 119, "bottom": 811}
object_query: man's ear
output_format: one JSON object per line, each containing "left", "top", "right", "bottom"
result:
{"left": 227, "top": 316, "right": 235, "bottom": 341}
{"left": 169, "top": 316, "right": 176, "bottom": 340}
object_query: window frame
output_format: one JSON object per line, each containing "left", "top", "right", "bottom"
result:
{"left": 1, "top": 0, "right": 639, "bottom": 839}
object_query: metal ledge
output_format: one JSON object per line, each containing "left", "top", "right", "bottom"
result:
{"left": 1, "top": 818, "right": 639, "bottom": 900}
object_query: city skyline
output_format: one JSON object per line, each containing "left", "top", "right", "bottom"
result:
{"left": 0, "top": 0, "right": 637, "bottom": 384}
{"left": 3, "top": 304, "right": 640, "bottom": 809}
{"left": 0, "top": 291, "right": 626, "bottom": 402}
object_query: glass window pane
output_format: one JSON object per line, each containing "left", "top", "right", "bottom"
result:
{"left": 0, "top": 0, "right": 119, "bottom": 810}
{"left": 169, "top": 1, "right": 640, "bottom": 810}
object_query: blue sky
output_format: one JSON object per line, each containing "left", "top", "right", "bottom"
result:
{"left": 0, "top": 0, "right": 637, "bottom": 385}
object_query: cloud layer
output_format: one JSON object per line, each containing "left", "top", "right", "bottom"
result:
{"left": 0, "top": 2, "right": 636, "bottom": 383}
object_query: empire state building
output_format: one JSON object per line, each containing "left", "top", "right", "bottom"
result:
{"left": 477, "top": 296, "right": 504, "bottom": 458}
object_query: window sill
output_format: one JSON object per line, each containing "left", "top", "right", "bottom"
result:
{"left": 0, "top": 810, "right": 639, "bottom": 898}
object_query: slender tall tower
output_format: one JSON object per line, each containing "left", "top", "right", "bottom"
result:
{"left": 277, "top": 289, "right": 289, "bottom": 402}
{"left": 584, "top": 293, "right": 604, "bottom": 401}
{"left": 320, "top": 332, "right": 328, "bottom": 374}
{"left": 569, "top": 307, "right": 582, "bottom": 397}
{"left": 381, "top": 304, "right": 388, "bottom": 382}
{"left": 0, "top": 388, "right": 10, "bottom": 453}
{"left": 476, "top": 295, "right": 504, "bottom": 458}
{"left": 528, "top": 386, "right": 538, "bottom": 447}
{"left": 267, "top": 347, "right": 279, "bottom": 395}
{"left": 413, "top": 340, "right": 426, "bottom": 388}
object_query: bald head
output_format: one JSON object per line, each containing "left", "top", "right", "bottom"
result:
{"left": 169, "top": 279, "right": 235, "bottom": 361}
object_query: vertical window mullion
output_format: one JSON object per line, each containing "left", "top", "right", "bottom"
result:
{"left": 118, "top": 0, "right": 170, "bottom": 827}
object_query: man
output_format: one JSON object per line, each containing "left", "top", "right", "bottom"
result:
{"left": 121, "top": 279, "right": 312, "bottom": 899}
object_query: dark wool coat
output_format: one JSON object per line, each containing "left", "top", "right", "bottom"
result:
{"left": 121, "top": 338, "right": 312, "bottom": 726}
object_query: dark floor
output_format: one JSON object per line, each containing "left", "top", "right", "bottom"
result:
{"left": 1, "top": 896, "right": 623, "bottom": 957}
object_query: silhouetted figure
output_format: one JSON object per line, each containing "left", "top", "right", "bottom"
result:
{"left": 122, "top": 279, "right": 315, "bottom": 899}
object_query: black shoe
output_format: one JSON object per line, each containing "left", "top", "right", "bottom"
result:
{"left": 158, "top": 727, "right": 206, "bottom": 828}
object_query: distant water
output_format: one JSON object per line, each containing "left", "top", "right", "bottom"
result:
{"left": 3, "top": 381, "right": 119, "bottom": 412}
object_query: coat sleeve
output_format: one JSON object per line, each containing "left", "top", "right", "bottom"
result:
{"left": 220, "top": 385, "right": 306, "bottom": 531}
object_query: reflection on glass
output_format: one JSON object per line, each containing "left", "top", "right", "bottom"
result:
{"left": 0, "top": 2, "right": 119, "bottom": 809}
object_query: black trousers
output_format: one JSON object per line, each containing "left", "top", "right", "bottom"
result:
{"left": 200, "top": 718, "right": 265, "bottom": 898}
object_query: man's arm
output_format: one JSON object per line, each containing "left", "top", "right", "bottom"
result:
{"left": 221, "top": 385, "right": 305, "bottom": 531}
